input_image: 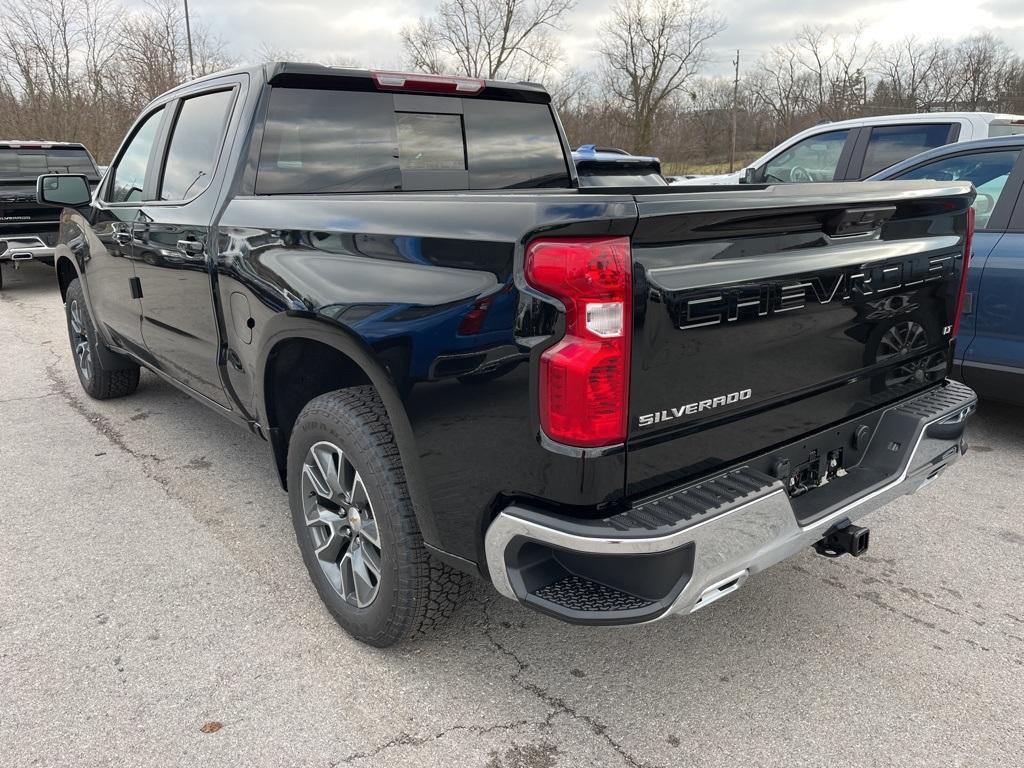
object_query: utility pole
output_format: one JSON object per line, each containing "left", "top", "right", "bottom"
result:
{"left": 729, "top": 49, "right": 740, "bottom": 173}
{"left": 184, "top": 0, "right": 196, "bottom": 78}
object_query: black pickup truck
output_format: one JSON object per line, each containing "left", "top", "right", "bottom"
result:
{"left": 0, "top": 141, "right": 101, "bottom": 288}
{"left": 37, "top": 64, "right": 977, "bottom": 647}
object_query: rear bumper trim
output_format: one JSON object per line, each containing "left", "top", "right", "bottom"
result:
{"left": 0, "top": 236, "right": 54, "bottom": 261}
{"left": 484, "top": 380, "right": 977, "bottom": 624}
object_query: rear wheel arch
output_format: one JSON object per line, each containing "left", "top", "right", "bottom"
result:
{"left": 256, "top": 323, "right": 438, "bottom": 543}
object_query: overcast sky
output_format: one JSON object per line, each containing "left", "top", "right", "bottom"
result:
{"left": 180, "top": 0, "right": 1024, "bottom": 78}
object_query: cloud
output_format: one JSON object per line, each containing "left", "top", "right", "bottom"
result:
{"left": 168, "top": 0, "right": 1024, "bottom": 78}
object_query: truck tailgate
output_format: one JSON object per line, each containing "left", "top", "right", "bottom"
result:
{"left": 626, "top": 181, "right": 974, "bottom": 497}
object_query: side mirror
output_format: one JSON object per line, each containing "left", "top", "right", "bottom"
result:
{"left": 36, "top": 174, "right": 91, "bottom": 208}
{"left": 742, "top": 167, "right": 758, "bottom": 184}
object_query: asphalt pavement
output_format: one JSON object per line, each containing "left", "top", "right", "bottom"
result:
{"left": 1, "top": 260, "right": 1022, "bottom": 767}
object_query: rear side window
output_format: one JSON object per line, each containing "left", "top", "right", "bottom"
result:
{"left": 0, "top": 147, "right": 98, "bottom": 180}
{"left": 110, "top": 107, "right": 164, "bottom": 203}
{"left": 896, "top": 149, "right": 1020, "bottom": 229}
{"left": 160, "top": 90, "right": 234, "bottom": 201}
{"left": 256, "top": 88, "right": 569, "bottom": 194}
{"left": 989, "top": 121, "right": 1024, "bottom": 138}
{"left": 860, "top": 124, "right": 952, "bottom": 177}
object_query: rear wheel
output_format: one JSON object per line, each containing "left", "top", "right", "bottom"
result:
{"left": 287, "top": 387, "right": 471, "bottom": 647}
{"left": 64, "top": 278, "right": 140, "bottom": 399}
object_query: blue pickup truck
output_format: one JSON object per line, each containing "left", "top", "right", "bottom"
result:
{"left": 870, "top": 136, "right": 1024, "bottom": 405}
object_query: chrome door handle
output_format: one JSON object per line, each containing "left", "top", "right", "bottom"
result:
{"left": 176, "top": 239, "right": 204, "bottom": 257}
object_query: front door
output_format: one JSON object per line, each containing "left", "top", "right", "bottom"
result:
{"left": 133, "top": 87, "right": 238, "bottom": 407}
{"left": 86, "top": 106, "right": 166, "bottom": 354}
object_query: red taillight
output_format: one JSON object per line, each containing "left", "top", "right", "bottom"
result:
{"left": 458, "top": 297, "right": 493, "bottom": 335}
{"left": 371, "top": 70, "right": 484, "bottom": 95}
{"left": 951, "top": 206, "right": 975, "bottom": 339}
{"left": 524, "top": 237, "right": 632, "bottom": 447}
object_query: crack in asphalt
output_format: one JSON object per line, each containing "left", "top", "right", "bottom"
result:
{"left": 328, "top": 599, "right": 657, "bottom": 768}
{"left": 478, "top": 602, "right": 657, "bottom": 768}
{"left": 332, "top": 719, "right": 538, "bottom": 766}
{"left": 0, "top": 393, "right": 58, "bottom": 404}
{"left": 789, "top": 562, "right": 1024, "bottom": 661}
{"left": 44, "top": 353, "right": 173, "bottom": 490}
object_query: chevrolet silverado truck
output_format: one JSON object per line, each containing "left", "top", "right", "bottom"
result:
{"left": 0, "top": 141, "right": 101, "bottom": 289}
{"left": 36, "top": 63, "right": 977, "bottom": 647}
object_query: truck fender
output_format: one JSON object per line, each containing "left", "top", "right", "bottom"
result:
{"left": 253, "top": 313, "right": 442, "bottom": 549}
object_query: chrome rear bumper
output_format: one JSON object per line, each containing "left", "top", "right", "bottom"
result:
{"left": 484, "top": 380, "right": 977, "bottom": 625}
{"left": 0, "top": 236, "right": 55, "bottom": 262}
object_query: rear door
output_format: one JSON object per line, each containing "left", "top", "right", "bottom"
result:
{"left": 847, "top": 123, "right": 958, "bottom": 179}
{"left": 625, "top": 182, "right": 973, "bottom": 496}
{"left": 134, "top": 81, "right": 241, "bottom": 406}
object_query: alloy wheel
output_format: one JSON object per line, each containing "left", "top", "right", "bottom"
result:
{"left": 69, "top": 299, "right": 93, "bottom": 382}
{"left": 300, "top": 441, "right": 382, "bottom": 608}
{"left": 876, "top": 321, "right": 944, "bottom": 387}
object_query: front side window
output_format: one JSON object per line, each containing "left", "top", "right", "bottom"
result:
{"left": 861, "top": 124, "right": 952, "bottom": 177}
{"left": 762, "top": 129, "right": 850, "bottom": 183}
{"left": 160, "top": 90, "right": 235, "bottom": 201}
{"left": 897, "top": 150, "right": 1020, "bottom": 229}
{"left": 110, "top": 108, "right": 164, "bottom": 203}
{"left": 256, "top": 88, "right": 570, "bottom": 194}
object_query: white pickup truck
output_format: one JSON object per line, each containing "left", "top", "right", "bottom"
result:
{"left": 673, "top": 111, "right": 1024, "bottom": 186}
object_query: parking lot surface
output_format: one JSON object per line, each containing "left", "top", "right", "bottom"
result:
{"left": 1, "top": 261, "right": 1022, "bottom": 767}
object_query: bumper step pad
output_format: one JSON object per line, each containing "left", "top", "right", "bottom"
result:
{"left": 607, "top": 467, "right": 777, "bottom": 533}
{"left": 534, "top": 575, "right": 653, "bottom": 612}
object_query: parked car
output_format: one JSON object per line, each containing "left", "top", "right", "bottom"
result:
{"left": 571, "top": 144, "right": 667, "bottom": 186}
{"left": 672, "top": 112, "right": 1024, "bottom": 186}
{"left": 0, "top": 141, "right": 101, "bottom": 288}
{"left": 37, "top": 63, "right": 976, "bottom": 647}
{"left": 869, "top": 135, "right": 1024, "bottom": 405}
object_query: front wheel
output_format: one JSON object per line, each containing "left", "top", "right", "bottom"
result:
{"left": 64, "top": 278, "right": 140, "bottom": 399}
{"left": 287, "top": 387, "right": 471, "bottom": 647}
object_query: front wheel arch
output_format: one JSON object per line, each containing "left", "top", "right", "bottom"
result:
{"left": 55, "top": 256, "right": 79, "bottom": 303}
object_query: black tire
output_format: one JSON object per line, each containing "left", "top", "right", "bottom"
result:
{"left": 287, "top": 386, "right": 471, "bottom": 647}
{"left": 64, "top": 278, "right": 140, "bottom": 399}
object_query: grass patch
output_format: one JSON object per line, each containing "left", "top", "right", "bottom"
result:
{"left": 663, "top": 151, "right": 762, "bottom": 176}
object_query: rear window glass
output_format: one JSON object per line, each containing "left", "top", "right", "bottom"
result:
{"left": 0, "top": 147, "right": 98, "bottom": 180}
{"left": 397, "top": 113, "right": 465, "bottom": 170}
{"left": 256, "top": 88, "right": 569, "bottom": 194}
{"left": 861, "top": 124, "right": 952, "bottom": 177}
{"left": 579, "top": 173, "right": 668, "bottom": 187}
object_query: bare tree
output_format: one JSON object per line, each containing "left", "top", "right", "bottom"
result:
{"left": 791, "top": 24, "right": 874, "bottom": 120}
{"left": 749, "top": 46, "right": 813, "bottom": 142}
{"left": 401, "top": 0, "right": 575, "bottom": 81}
{"left": 0, "top": 0, "right": 229, "bottom": 161}
{"left": 873, "top": 37, "right": 942, "bottom": 112}
{"left": 599, "top": 0, "right": 725, "bottom": 153}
